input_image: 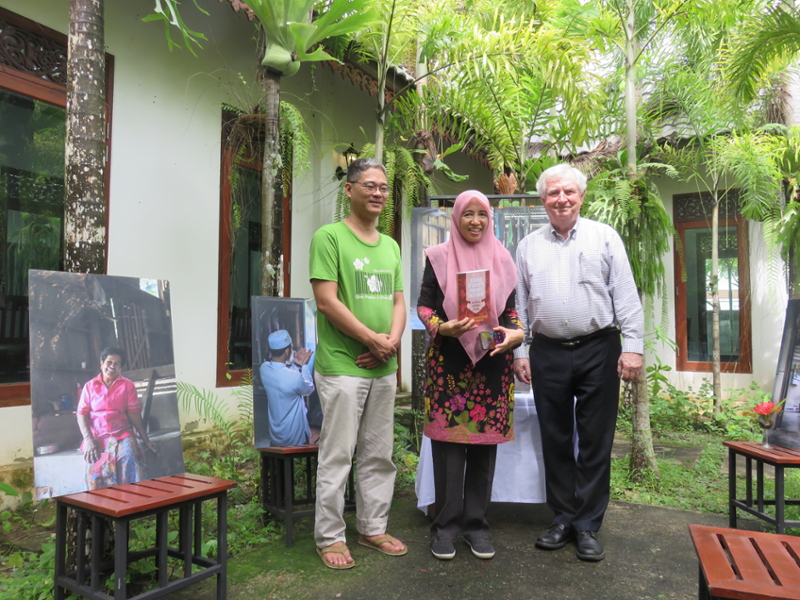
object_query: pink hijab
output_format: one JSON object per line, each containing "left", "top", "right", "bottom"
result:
{"left": 425, "top": 190, "right": 518, "bottom": 365}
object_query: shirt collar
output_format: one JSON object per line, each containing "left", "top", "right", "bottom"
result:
{"left": 548, "top": 216, "right": 581, "bottom": 241}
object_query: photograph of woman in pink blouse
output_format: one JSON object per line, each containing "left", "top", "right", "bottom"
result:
{"left": 76, "top": 346, "right": 158, "bottom": 489}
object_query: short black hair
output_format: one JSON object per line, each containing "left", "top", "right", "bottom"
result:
{"left": 272, "top": 344, "right": 291, "bottom": 357}
{"left": 100, "top": 346, "right": 126, "bottom": 365}
{"left": 347, "top": 158, "right": 386, "bottom": 183}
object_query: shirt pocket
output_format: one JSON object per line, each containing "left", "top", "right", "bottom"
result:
{"left": 578, "top": 251, "right": 605, "bottom": 285}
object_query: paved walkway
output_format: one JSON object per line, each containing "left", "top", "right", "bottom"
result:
{"left": 167, "top": 492, "right": 744, "bottom": 600}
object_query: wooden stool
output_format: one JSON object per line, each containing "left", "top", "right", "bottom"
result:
{"left": 54, "top": 473, "right": 236, "bottom": 600}
{"left": 725, "top": 441, "right": 800, "bottom": 533}
{"left": 258, "top": 445, "right": 355, "bottom": 547}
{"left": 689, "top": 524, "right": 800, "bottom": 599}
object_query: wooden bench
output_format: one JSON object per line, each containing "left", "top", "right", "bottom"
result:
{"left": 54, "top": 473, "right": 236, "bottom": 600}
{"left": 725, "top": 441, "right": 800, "bottom": 534}
{"left": 689, "top": 524, "right": 800, "bottom": 600}
{"left": 258, "top": 445, "right": 355, "bottom": 547}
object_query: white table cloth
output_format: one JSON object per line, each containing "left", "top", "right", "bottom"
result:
{"left": 415, "top": 391, "right": 547, "bottom": 511}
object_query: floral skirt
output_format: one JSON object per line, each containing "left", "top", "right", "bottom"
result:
{"left": 423, "top": 337, "right": 515, "bottom": 445}
{"left": 85, "top": 436, "right": 143, "bottom": 490}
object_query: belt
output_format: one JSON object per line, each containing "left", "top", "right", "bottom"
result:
{"left": 534, "top": 327, "right": 620, "bottom": 349}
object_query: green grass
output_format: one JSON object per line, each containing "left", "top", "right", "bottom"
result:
{"left": 610, "top": 440, "right": 729, "bottom": 513}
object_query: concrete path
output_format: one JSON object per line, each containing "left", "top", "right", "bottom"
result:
{"left": 166, "top": 494, "right": 743, "bottom": 600}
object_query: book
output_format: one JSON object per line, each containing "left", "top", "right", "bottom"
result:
{"left": 457, "top": 269, "right": 490, "bottom": 322}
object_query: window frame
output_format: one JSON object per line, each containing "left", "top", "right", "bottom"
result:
{"left": 674, "top": 215, "right": 752, "bottom": 373}
{"left": 216, "top": 113, "right": 292, "bottom": 388}
{"left": 0, "top": 7, "right": 113, "bottom": 406}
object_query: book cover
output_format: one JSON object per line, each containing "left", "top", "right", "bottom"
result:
{"left": 457, "top": 269, "right": 490, "bottom": 322}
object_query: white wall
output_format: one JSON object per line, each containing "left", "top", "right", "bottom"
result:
{"left": 648, "top": 175, "right": 787, "bottom": 396}
{"left": 0, "top": 0, "right": 492, "bottom": 466}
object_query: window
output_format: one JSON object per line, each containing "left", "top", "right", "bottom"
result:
{"left": 674, "top": 192, "right": 752, "bottom": 373}
{"left": 0, "top": 8, "right": 112, "bottom": 405}
{"left": 217, "top": 110, "right": 292, "bottom": 387}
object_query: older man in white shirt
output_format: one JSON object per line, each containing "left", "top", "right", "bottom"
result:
{"left": 513, "top": 163, "right": 644, "bottom": 562}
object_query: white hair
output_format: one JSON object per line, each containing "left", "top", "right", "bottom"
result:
{"left": 536, "top": 164, "right": 587, "bottom": 197}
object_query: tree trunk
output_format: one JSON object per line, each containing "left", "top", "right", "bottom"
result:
{"left": 711, "top": 197, "right": 722, "bottom": 410}
{"left": 629, "top": 289, "right": 659, "bottom": 480}
{"left": 64, "top": 0, "right": 106, "bottom": 273}
{"left": 629, "top": 372, "right": 660, "bottom": 480}
{"left": 623, "top": 0, "right": 658, "bottom": 479}
{"left": 624, "top": 0, "right": 637, "bottom": 178}
{"left": 259, "top": 67, "right": 281, "bottom": 296}
{"left": 374, "top": 32, "right": 389, "bottom": 162}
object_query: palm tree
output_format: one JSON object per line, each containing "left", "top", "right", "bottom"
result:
{"left": 724, "top": 1, "right": 800, "bottom": 299}
{"left": 64, "top": 0, "right": 107, "bottom": 273}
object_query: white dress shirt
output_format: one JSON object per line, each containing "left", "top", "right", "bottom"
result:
{"left": 513, "top": 217, "right": 644, "bottom": 357}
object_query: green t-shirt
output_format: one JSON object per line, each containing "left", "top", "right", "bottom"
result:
{"left": 309, "top": 221, "right": 403, "bottom": 377}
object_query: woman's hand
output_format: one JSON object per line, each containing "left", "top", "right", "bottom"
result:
{"left": 438, "top": 317, "right": 477, "bottom": 338}
{"left": 489, "top": 327, "right": 524, "bottom": 356}
{"left": 83, "top": 437, "right": 100, "bottom": 464}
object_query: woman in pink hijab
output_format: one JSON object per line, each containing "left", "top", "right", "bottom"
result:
{"left": 417, "top": 190, "right": 523, "bottom": 561}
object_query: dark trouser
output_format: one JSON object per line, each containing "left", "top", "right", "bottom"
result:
{"left": 430, "top": 440, "right": 498, "bottom": 541}
{"left": 529, "top": 332, "right": 622, "bottom": 532}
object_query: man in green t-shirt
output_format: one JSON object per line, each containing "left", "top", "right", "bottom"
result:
{"left": 310, "top": 158, "right": 407, "bottom": 569}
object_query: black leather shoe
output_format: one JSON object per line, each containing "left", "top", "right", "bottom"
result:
{"left": 535, "top": 523, "right": 573, "bottom": 550}
{"left": 575, "top": 531, "right": 605, "bottom": 562}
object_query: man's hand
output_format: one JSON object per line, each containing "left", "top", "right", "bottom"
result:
{"left": 618, "top": 352, "right": 643, "bottom": 382}
{"left": 438, "top": 317, "right": 477, "bottom": 338}
{"left": 355, "top": 351, "right": 381, "bottom": 369}
{"left": 366, "top": 333, "right": 397, "bottom": 363}
{"left": 294, "top": 348, "right": 313, "bottom": 366}
{"left": 514, "top": 357, "right": 531, "bottom": 384}
{"left": 489, "top": 327, "right": 524, "bottom": 356}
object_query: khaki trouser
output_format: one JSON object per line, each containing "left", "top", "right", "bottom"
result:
{"left": 314, "top": 372, "right": 397, "bottom": 547}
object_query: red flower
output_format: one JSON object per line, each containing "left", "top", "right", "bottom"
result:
{"left": 752, "top": 398, "right": 786, "bottom": 416}
{"left": 753, "top": 402, "right": 775, "bottom": 416}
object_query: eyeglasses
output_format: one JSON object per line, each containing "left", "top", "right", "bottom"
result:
{"left": 350, "top": 181, "right": 390, "bottom": 195}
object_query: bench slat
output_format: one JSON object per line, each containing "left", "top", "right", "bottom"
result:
{"left": 58, "top": 474, "right": 236, "bottom": 517}
{"left": 256, "top": 444, "right": 319, "bottom": 456}
{"left": 691, "top": 527, "right": 738, "bottom": 585}
{"left": 726, "top": 535, "right": 774, "bottom": 584}
{"left": 724, "top": 441, "right": 800, "bottom": 464}
{"left": 756, "top": 537, "right": 800, "bottom": 587}
{"left": 691, "top": 525, "right": 800, "bottom": 600}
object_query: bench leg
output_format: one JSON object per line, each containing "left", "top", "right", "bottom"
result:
{"left": 76, "top": 511, "right": 88, "bottom": 586}
{"left": 698, "top": 564, "right": 710, "bottom": 600}
{"left": 284, "top": 455, "right": 294, "bottom": 547}
{"left": 180, "top": 504, "right": 194, "bottom": 579}
{"left": 54, "top": 502, "right": 67, "bottom": 600}
{"left": 261, "top": 453, "right": 269, "bottom": 527}
{"left": 113, "top": 517, "right": 128, "bottom": 600}
{"left": 745, "top": 456, "right": 753, "bottom": 507}
{"left": 218, "top": 493, "right": 228, "bottom": 600}
{"left": 728, "top": 449, "right": 737, "bottom": 529}
{"left": 157, "top": 508, "right": 169, "bottom": 588}
{"left": 91, "top": 514, "right": 104, "bottom": 592}
{"left": 776, "top": 466, "right": 786, "bottom": 534}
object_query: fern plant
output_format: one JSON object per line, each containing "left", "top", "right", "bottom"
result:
{"left": 584, "top": 156, "right": 677, "bottom": 330}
